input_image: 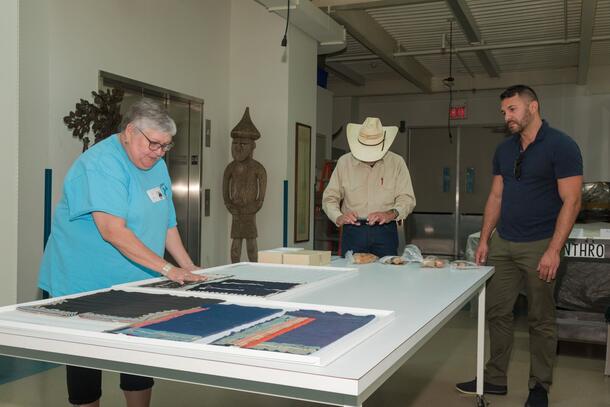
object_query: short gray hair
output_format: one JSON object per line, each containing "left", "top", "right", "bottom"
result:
{"left": 122, "top": 98, "right": 177, "bottom": 136}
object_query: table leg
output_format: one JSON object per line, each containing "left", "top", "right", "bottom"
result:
{"left": 475, "top": 285, "right": 488, "bottom": 406}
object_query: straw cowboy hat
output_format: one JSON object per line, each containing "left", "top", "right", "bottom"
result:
{"left": 346, "top": 117, "right": 398, "bottom": 162}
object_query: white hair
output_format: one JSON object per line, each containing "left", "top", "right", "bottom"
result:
{"left": 122, "top": 98, "right": 177, "bottom": 136}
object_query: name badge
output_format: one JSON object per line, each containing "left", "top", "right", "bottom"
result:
{"left": 146, "top": 186, "right": 166, "bottom": 203}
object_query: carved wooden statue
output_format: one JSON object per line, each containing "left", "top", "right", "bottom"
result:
{"left": 223, "top": 107, "right": 267, "bottom": 263}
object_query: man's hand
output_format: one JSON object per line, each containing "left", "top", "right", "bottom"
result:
{"left": 475, "top": 241, "right": 489, "bottom": 265}
{"left": 367, "top": 210, "right": 396, "bottom": 225}
{"left": 537, "top": 248, "right": 561, "bottom": 282}
{"left": 336, "top": 211, "right": 360, "bottom": 226}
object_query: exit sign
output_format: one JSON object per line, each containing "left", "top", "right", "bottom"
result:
{"left": 449, "top": 105, "right": 467, "bottom": 120}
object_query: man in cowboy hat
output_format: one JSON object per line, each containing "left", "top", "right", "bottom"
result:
{"left": 322, "top": 117, "right": 416, "bottom": 257}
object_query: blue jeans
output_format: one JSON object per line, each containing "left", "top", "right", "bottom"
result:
{"left": 342, "top": 222, "right": 398, "bottom": 258}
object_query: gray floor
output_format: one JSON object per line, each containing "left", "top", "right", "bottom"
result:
{"left": 0, "top": 311, "right": 608, "bottom": 406}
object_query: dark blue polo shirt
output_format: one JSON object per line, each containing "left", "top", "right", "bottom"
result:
{"left": 493, "top": 120, "right": 582, "bottom": 242}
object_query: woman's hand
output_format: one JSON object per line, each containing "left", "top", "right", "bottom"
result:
{"left": 182, "top": 264, "right": 203, "bottom": 273}
{"left": 165, "top": 267, "right": 207, "bottom": 285}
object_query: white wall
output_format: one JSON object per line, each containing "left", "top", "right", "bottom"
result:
{"left": 287, "top": 26, "right": 318, "bottom": 249}
{"left": 331, "top": 96, "right": 357, "bottom": 154}
{"left": 229, "top": 0, "right": 289, "bottom": 256}
{"left": 338, "top": 83, "right": 610, "bottom": 181}
{"left": 229, "top": 1, "right": 318, "bottom": 255}
{"left": 0, "top": 0, "right": 20, "bottom": 306}
{"left": 317, "top": 87, "right": 333, "bottom": 138}
{"left": 18, "top": 0, "right": 52, "bottom": 303}
{"left": 18, "top": 0, "right": 232, "bottom": 301}
{"left": 317, "top": 86, "right": 334, "bottom": 163}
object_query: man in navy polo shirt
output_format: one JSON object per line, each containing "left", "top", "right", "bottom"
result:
{"left": 456, "top": 85, "right": 582, "bottom": 407}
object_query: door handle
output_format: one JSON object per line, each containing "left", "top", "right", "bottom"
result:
{"left": 442, "top": 167, "right": 450, "bottom": 192}
{"left": 466, "top": 167, "right": 475, "bottom": 193}
{"left": 191, "top": 155, "right": 199, "bottom": 165}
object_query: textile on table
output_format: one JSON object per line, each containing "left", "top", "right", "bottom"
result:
{"left": 109, "top": 303, "right": 282, "bottom": 342}
{"left": 213, "top": 309, "right": 375, "bottom": 355}
{"left": 186, "top": 279, "right": 300, "bottom": 297}
{"left": 18, "top": 290, "right": 223, "bottom": 322}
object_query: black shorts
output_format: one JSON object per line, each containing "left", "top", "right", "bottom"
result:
{"left": 66, "top": 365, "right": 154, "bottom": 405}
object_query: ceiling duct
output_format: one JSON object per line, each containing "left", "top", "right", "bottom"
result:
{"left": 255, "top": 0, "right": 347, "bottom": 54}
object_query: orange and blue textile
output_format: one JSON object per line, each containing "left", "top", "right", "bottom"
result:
{"left": 213, "top": 310, "right": 375, "bottom": 355}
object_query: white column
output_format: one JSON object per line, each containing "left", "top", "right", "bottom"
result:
{"left": 0, "top": 0, "right": 20, "bottom": 306}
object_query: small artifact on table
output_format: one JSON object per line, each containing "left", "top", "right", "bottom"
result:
{"left": 450, "top": 260, "right": 479, "bottom": 270}
{"left": 380, "top": 256, "right": 407, "bottom": 265}
{"left": 353, "top": 253, "right": 378, "bottom": 264}
{"left": 422, "top": 256, "right": 447, "bottom": 268}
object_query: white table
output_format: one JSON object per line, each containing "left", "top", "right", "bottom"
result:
{"left": 0, "top": 260, "right": 494, "bottom": 407}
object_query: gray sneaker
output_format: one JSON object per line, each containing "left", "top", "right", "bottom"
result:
{"left": 455, "top": 378, "right": 507, "bottom": 395}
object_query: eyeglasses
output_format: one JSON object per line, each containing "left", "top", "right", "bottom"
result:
{"left": 514, "top": 151, "right": 524, "bottom": 180}
{"left": 135, "top": 127, "right": 175, "bottom": 152}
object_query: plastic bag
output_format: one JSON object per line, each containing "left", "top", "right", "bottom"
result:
{"left": 402, "top": 244, "right": 424, "bottom": 263}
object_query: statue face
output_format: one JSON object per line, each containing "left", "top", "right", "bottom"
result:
{"left": 231, "top": 138, "right": 255, "bottom": 162}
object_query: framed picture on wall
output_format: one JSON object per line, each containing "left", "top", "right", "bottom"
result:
{"left": 294, "top": 122, "right": 312, "bottom": 243}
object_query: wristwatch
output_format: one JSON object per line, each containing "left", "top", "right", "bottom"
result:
{"left": 389, "top": 208, "right": 399, "bottom": 219}
{"left": 161, "top": 263, "right": 174, "bottom": 276}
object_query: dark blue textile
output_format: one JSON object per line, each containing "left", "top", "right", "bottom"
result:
{"left": 342, "top": 222, "right": 398, "bottom": 257}
{"left": 492, "top": 120, "right": 582, "bottom": 242}
{"left": 141, "top": 304, "right": 281, "bottom": 337}
{"left": 187, "top": 279, "right": 299, "bottom": 297}
{"left": 19, "top": 290, "right": 223, "bottom": 319}
{"left": 270, "top": 310, "right": 375, "bottom": 347}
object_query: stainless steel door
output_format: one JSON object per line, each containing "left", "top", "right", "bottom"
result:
{"left": 187, "top": 103, "right": 203, "bottom": 264}
{"left": 406, "top": 125, "right": 507, "bottom": 258}
{"left": 409, "top": 128, "right": 457, "bottom": 212}
{"left": 166, "top": 100, "right": 202, "bottom": 265}
{"left": 460, "top": 127, "right": 506, "bottom": 214}
{"left": 407, "top": 128, "right": 457, "bottom": 256}
{"left": 458, "top": 126, "right": 507, "bottom": 256}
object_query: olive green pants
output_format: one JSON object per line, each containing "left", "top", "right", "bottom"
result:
{"left": 484, "top": 234, "right": 557, "bottom": 391}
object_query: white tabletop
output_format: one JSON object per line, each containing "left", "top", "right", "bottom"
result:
{"left": 0, "top": 260, "right": 494, "bottom": 406}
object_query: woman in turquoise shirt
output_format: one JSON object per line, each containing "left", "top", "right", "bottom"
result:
{"left": 39, "top": 98, "right": 205, "bottom": 407}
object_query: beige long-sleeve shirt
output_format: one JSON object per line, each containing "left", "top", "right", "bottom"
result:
{"left": 322, "top": 152, "right": 416, "bottom": 225}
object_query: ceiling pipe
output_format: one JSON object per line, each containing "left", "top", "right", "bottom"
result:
{"left": 394, "top": 36, "right": 610, "bottom": 57}
{"left": 327, "top": 35, "right": 610, "bottom": 63}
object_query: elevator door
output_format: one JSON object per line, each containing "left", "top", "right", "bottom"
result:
{"left": 166, "top": 100, "right": 203, "bottom": 265}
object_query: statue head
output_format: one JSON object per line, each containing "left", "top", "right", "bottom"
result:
{"left": 230, "top": 107, "right": 260, "bottom": 162}
{"left": 231, "top": 137, "right": 255, "bottom": 162}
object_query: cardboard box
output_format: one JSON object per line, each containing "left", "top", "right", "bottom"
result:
{"left": 283, "top": 251, "right": 322, "bottom": 266}
{"left": 282, "top": 250, "right": 332, "bottom": 266}
{"left": 314, "top": 250, "right": 332, "bottom": 265}
{"left": 258, "top": 247, "right": 305, "bottom": 264}
{"left": 258, "top": 250, "right": 284, "bottom": 264}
